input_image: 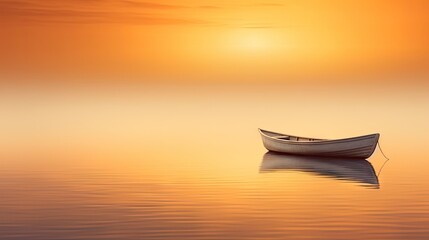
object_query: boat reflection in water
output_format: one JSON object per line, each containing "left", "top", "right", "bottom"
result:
{"left": 260, "top": 152, "right": 379, "bottom": 188}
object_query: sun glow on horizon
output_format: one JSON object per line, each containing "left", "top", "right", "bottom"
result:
{"left": 0, "top": 0, "right": 428, "bottom": 83}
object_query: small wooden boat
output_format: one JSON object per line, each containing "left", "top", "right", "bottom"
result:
{"left": 259, "top": 129, "right": 379, "bottom": 158}
{"left": 260, "top": 152, "right": 379, "bottom": 187}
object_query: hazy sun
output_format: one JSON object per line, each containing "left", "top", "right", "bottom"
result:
{"left": 228, "top": 29, "right": 273, "bottom": 54}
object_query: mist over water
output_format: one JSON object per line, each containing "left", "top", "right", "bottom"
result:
{"left": 1, "top": 83, "right": 428, "bottom": 239}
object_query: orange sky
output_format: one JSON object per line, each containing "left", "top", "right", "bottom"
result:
{"left": 0, "top": 0, "right": 428, "bottom": 84}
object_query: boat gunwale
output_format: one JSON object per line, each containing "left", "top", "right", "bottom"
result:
{"left": 259, "top": 128, "right": 380, "bottom": 146}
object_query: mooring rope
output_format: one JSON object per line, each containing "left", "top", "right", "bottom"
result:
{"left": 377, "top": 141, "right": 390, "bottom": 161}
{"left": 377, "top": 158, "right": 390, "bottom": 177}
{"left": 376, "top": 140, "right": 390, "bottom": 178}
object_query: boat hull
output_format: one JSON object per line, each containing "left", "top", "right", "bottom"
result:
{"left": 259, "top": 129, "right": 379, "bottom": 158}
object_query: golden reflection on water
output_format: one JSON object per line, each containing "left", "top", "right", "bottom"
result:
{"left": 0, "top": 84, "right": 429, "bottom": 239}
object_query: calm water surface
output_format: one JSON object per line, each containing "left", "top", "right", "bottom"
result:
{"left": 0, "top": 84, "right": 428, "bottom": 239}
